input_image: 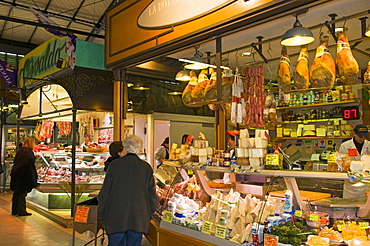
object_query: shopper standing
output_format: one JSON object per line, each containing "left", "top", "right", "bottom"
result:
{"left": 104, "top": 141, "right": 124, "bottom": 172}
{"left": 98, "top": 135, "right": 158, "bottom": 246}
{"left": 10, "top": 138, "right": 38, "bottom": 216}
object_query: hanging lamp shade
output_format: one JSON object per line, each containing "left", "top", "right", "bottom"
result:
{"left": 365, "top": 24, "right": 370, "bottom": 37}
{"left": 183, "top": 57, "right": 209, "bottom": 70}
{"left": 281, "top": 17, "right": 315, "bottom": 46}
{"left": 175, "top": 69, "right": 190, "bottom": 81}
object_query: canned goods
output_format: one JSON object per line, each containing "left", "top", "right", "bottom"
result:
{"left": 349, "top": 93, "right": 356, "bottom": 100}
{"left": 341, "top": 93, "right": 348, "bottom": 101}
{"left": 344, "top": 85, "right": 352, "bottom": 93}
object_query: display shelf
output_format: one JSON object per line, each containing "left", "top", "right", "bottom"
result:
{"left": 276, "top": 99, "right": 361, "bottom": 110}
{"left": 274, "top": 136, "right": 351, "bottom": 140}
{"left": 278, "top": 118, "right": 343, "bottom": 124}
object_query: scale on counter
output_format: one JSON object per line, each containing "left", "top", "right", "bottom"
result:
{"left": 311, "top": 149, "right": 331, "bottom": 171}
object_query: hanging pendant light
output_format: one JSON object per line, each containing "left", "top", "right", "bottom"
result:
{"left": 365, "top": 24, "right": 370, "bottom": 37}
{"left": 281, "top": 16, "right": 315, "bottom": 46}
{"left": 182, "top": 45, "right": 209, "bottom": 70}
{"left": 175, "top": 69, "right": 190, "bottom": 81}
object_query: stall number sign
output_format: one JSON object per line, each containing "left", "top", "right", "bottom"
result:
{"left": 74, "top": 206, "right": 90, "bottom": 223}
{"left": 264, "top": 235, "right": 279, "bottom": 246}
{"left": 215, "top": 224, "right": 227, "bottom": 239}
{"left": 162, "top": 210, "right": 174, "bottom": 223}
{"left": 266, "top": 154, "right": 279, "bottom": 166}
{"left": 202, "top": 221, "right": 213, "bottom": 234}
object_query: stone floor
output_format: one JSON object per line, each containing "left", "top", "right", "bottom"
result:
{"left": 0, "top": 191, "right": 152, "bottom": 246}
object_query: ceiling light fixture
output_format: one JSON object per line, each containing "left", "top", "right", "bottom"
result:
{"left": 365, "top": 24, "right": 370, "bottom": 37}
{"left": 132, "top": 85, "right": 150, "bottom": 90}
{"left": 281, "top": 16, "right": 315, "bottom": 46}
{"left": 175, "top": 69, "right": 190, "bottom": 81}
{"left": 20, "top": 88, "right": 28, "bottom": 104}
{"left": 168, "top": 92, "right": 182, "bottom": 95}
{"left": 182, "top": 45, "right": 209, "bottom": 70}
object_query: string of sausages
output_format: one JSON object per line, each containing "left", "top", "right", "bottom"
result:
{"left": 242, "top": 65, "right": 265, "bottom": 128}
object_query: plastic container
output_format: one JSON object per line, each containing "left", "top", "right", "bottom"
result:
{"left": 274, "top": 213, "right": 282, "bottom": 226}
{"left": 284, "top": 190, "right": 293, "bottom": 213}
{"left": 266, "top": 214, "right": 277, "bottom": 227}
{"left": 282, "top": 212, "right": 292, "bottom": 223}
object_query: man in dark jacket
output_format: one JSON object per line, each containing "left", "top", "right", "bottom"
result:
{"left": 10, "top": 138, "right": 38, "bottom": 216}
{"left": 98, "top": 135, "right": 158, "bottom": 246}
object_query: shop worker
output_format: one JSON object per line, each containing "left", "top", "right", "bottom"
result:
{"left": 98, "top": 135, "right": 158, "bottom": 246}
{"left": 339, "top": 124, "right": 370, "bottom": 198}
{"left": 80, "top": 135, "right": 94, "bottom": 152}
{"left": 227, "top": 130, "right": 240, "bottom": 158}
{"left": 154, "top": 137, "right": 169, "bottom": 168}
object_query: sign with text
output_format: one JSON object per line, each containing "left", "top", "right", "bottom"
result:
{"left": 162, "top": 210, "right": 174, "bottom": 223}
{"left": 215, "top": 224, "right": 227, "bottom": 239}
{"left": 74, "top": 206, "right": 90, "bottom": 223}
{"left": 201, "top": 221, "right": 213, "bottom": 234}
{"left": 264, "top": 235, "right": 279, "bottom": 246}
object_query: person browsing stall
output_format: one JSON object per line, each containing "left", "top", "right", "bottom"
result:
{"left": 98, "top": 135, "right": 158, "bottom": 246}
{"left": 10, "top": 138, "right": 39, "bottom": 216}
{"left": 339, "top": 124, "right": 370, "bottom": 198}
{"left": 104, "top": 141, "right": 124, "bottom": 172}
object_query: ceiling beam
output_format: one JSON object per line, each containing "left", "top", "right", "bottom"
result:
{"left": 0, "top": 37, "right": 38, "bottom": 51}
{"left": 0, "top": 14, "right": 105, "bottom": 39}
{"left": 28, "top": 0, "right": 54, "bottom": 44}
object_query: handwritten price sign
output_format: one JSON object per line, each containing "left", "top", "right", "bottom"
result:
{"left": 74, "top": 206, "right": 90, "bottom": 223}
{"left": 215, "top": 225, "right": 227, "bottom": 239}
{"left": 348, "top": 148, "right": 359, "bottom": 157}
{"left": 264, "top": 235, "right": 279, "bottom": 246}
{"left": 202, "top": 221, "right": 213, "bottom": 234}
{"left": 162, "top": 210, "right": 174, "bottom": 223}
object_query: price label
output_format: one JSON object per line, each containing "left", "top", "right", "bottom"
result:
{"left": 202, "top": 221, "right": 213, "bottom": 234}
{"left": 327, "top": 154, "right": 337, "bottom": 163}
{"left": 74, "top": 206, "right": 90, "bottom": 223}
{"left": 266, "top": 154, "right": 279, "bottom": 166}
{"left": 359, "top": 221, "right": 369, "bottom": 227}
{"left": 348, "top": 148, "right": 359, "bottom": 157}
{"left": 162, "top": 210, "right": 173, "bottom": 223}
{"left": 337, "top": 224, "right": 343, "bottom": 231}
{"left": 215, "top": 224, "right": 227, "bottom": 239}
{"left": 264, "top": 235, "right": 279, "bottom": 246}
{"left": 309, "top": 214, "right": 319, "bottom": 221}
{"left": 294, "top": 210, "right": 303, "bottom": 218}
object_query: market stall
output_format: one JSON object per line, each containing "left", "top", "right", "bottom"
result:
{"left": 105, "top": 0, "right": 370, "bottom": 245}
{"left": 17, "top": 35, "right": 114, "bottom": 216}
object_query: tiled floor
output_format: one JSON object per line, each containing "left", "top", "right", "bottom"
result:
{"left": 0, "top": 191, "right": 152, "bottom": 246}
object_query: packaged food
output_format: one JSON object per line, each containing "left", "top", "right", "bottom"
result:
{"left": 306, "top": 235, "right": 329, "bottom": 246}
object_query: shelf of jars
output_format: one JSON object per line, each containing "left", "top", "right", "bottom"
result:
{"left": 273, "top": 136, "right": 351, "bottom": 140}
{"left": 276, "top": 99, "right": 361, "bottom": 110}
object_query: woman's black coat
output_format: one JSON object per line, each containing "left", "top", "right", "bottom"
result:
{"left": 10, "top": 147, "right": 38, "bottom": 192}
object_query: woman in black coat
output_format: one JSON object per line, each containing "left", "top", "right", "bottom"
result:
{"left": 104, "top": 141, "right": 124, "bottom": 172}
{"left": 10, "top": 138, "right": 38, "bottom": 216}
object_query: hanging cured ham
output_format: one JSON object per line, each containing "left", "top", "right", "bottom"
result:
{"left": 364, "top": 61, "right": 370, "bottom": 84}
{"left": 182, "top": 70, "right": 197, "bottom": 106}
{"left": 277, "top": 46, "right": 291, "bottom": 94}
{"left": 310, "top": 34, "right": 335, "bottom": 89}
{"left": 294, "top": 45, "right": 309, "bottom": 89}
{"left": 336, "top": 30, "right": 359, "bottom": 84}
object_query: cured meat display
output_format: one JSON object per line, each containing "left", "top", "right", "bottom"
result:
{"left": 37, "top": 120, "right": 54, "bottom": 141}
{"left": 78, "top": 115, "right": 94, "bottom": 138}
{"left": 56, "top": 121, "right": 72, "bottom": 135}
{"left": 364, "top": 61, "right": 370, "bottom": 84}
{"left": 294, "top": 45, "right": 309, "bottom": 89}
{"left": 230, "top": 70, "right": 245, "bottom": 124}
{"left": 242, "top": 65, "right": 265, "bottom": 128}
{"left": 191, "top": 69, "right": 208, "bottom": 102}
{"left": 336, "top": 30, "right": 359, "bottom": 84}
{"left": 276, "top": 46, "right": 291, "bottom": 94}
{"left": 310, "top": 34, "right": 335, "bottom": 89}
{"left": 182, "top": 70, "right": 198, "bottom": 106}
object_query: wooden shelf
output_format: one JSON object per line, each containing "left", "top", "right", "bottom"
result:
{"left": 276, "top": 100, "right": 361, "bottom": 110}
{"left": 278, "top": 118, "right": 343, "bottom": 124}
{"left": 274, "top": 136, "right": 351, "bottom": 140}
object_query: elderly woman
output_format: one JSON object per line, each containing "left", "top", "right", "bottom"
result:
{"left": 98, "top": 135, "right": 158, "bottom": 246}
{"left": 10, "top": 138, "right": 38, "bottom": 216}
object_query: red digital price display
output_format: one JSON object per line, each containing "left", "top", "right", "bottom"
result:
{"left": 342, "top": 106, "right": 360, "bottom": 120}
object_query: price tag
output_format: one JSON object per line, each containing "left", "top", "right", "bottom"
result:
{"left": 348, "top": 148, "right": 359, "bottom": 157}
{"left": 327, "top": 154, "right": 337, "bottom": 163}
{"left": 202, "top": 221, "right": 213, "bottom": 234}
{"left": 309, "top": 214, "right": 319, "bottom": 221}
{"left": 359, "top": 221, "right": 369, "bottom": 227}
{"left": 266, "top": 154, "right": 279, "bottom": 166}
{"left": 264, "top": 235, "right": 279, "bottom": 246}
{"left": 187, "top": 169, "right": 193, "bottom": 175}
{"left": 215, "top": 224, "right": 227, "bottom": 239}
{"left": 337, "top": 224, "right": 343, "bottom": 231}
{"left": 162, "top": 210, "right": 174, "bottom": 223}
{"left": 74, "top": 206, "right": 90, "bottom": 223}
{"left": 294, "top": 210, "right": 302, "bottom": 218}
